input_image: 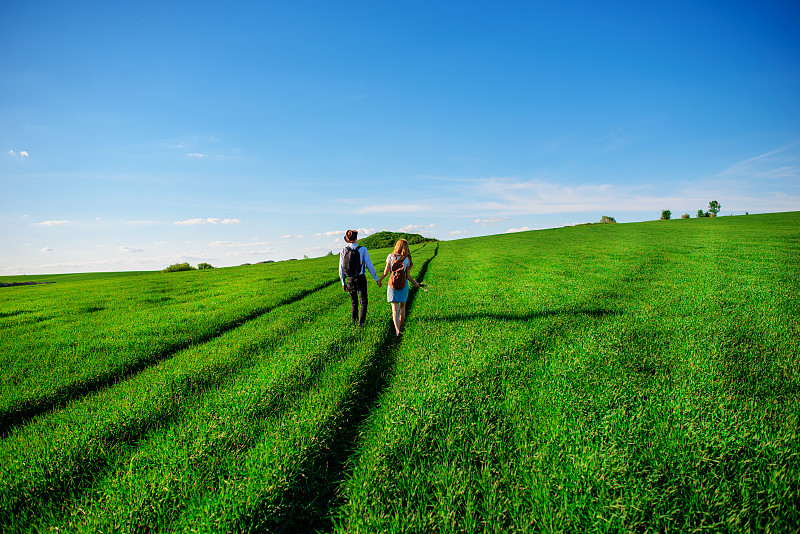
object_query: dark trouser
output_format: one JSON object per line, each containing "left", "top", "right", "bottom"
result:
{"left": 347, "top": 274, "right": 368, "bottom": 324}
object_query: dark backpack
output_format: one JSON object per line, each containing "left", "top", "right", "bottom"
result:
{"left": 389, "top": 255, "right": 407, "bottom": 290}
{"left": 343, "top": 246, "right": 362, "bottom": 278}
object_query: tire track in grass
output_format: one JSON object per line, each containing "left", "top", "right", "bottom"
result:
{"left": 253, "top": 244, "right": 439, "bottom": 533}
{"left": 0, "top": 283, "right": 343, "bottom": 529}
{"left": 173, "top": 244, "right": 438, "bottom": 533}
{"left": 0, "top": 278, "right": 339, "bottom": 438}
{"left": 32, "top": 320, "right": 362, "bottom": 533}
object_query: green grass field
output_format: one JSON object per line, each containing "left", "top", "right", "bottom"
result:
{"left": 1, "top": 213, "right": 798, "bottom": 533}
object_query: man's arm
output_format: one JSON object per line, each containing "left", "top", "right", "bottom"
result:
{"left": 339, "top": 249, "right": 346, "bottom": 286}
{"left": 362, "top": 248, "right": 380, "bottom": 283}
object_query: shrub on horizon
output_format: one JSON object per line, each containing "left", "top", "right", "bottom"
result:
{"left": 162, "top": 262, "right": 196, "bottom": 273}
{"left": 682, "top": 213, "right": 690, "bottom": 219}
{"left": 661, "top": 209, "right": 672, "bottom": 220}
{"left": 197, "top": 263, "right": 214, "bottom": 270}
{"left": 358, "top": 231, "right": 438, "bottom": 249}
{"left": 600, "top": 215, "right": 617, "bottom": 224}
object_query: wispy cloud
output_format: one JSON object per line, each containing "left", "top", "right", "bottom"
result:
{"left": 351, "top": 176, "right": 667, "bottom": 218}
{"left": 175, "top": 218, "right": 241, "bottom": 225}
{"left": 469, "top": 178, "right": 633, "bottom": 214}
{"left": 315, "top": 229, "right": 375, "bottom": 240}
{"left": 678, "top": 142, "right": 800, "bottom": 213}
{"left": 474, "top": 217, "right": 508, "bottom": 225}
{"left": 449, "top": 230, "right": 468, "bottom": 236}
{"left": 714, "top": 141, "right": 800, "bottom": 182}
{"left": 119, "top": 246, "right": 144, "bottom": 253}
{"left": 505, "top": 226, "right": 534, "bottom": 233}
{"left": 8, "top": 149, "right": 30, "bottom": 158}
{"left": 124, "top": 220, "right": 161, "bottom": 227}
{"left": 162, "top": 136, "right": 239, "bottom": 161}
{"left": 41, "top": 247, "right": 53, "bottom": 252}
{"left": 594, "top": 127, "right": 634, "bottom": 153}
{"left": 348, "top": 155, "right": 800, "bottom": 223}
{"left": 397, "top": 224, "right": 436, "bottom": 233}
{"left": 210, "top": 240, "right": 270, "bottom": 247}
{"left": 281, "top": 234, "right": 304, "bottom": 239}
{"left": 225, "top": 249, "right": 272, "bottom": 257}
{"left": 36, "top": 220, "right": 69, "bottom": 226}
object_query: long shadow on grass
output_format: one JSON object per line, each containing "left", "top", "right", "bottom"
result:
{"left": 245, "top": 244, "right": 439, "bottom": 533}
{"left": 0, "top": 279, "right": 340, "bottom": 438}
{"left": 418, "top": 308, "right": 621, "bottom": 324}
{"left": 0, "top": 310, "right": 31, "bottom": 320}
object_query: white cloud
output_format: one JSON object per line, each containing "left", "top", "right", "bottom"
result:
{"left": 186, "top": 153, "right": 205, "bottom": 158}
{"left": 175, "top": 218, "right": 241, "bottom": 225}
{"left": 474, "top": 217, "right": 509, "bottom": 225}
{"left": 315, "top": 228, "right": 375, "bottom": 238}
{"left": 505, "top": 227, "right": 534, "bottom": 233}
{"left": 8, "top": 149, "right": 30, "bottom": 157}
{"left": 281, "top": 234, "right": 304, "bottom": 239}
{"left": 41, "top": 247, "right": 53, "bottom": 252}
{"left": 119, "top": 246, "right": 144, "bottom": 253}
{"left": 397, "top": 224, "right": 436, "bottom": 233}
{"left": 449, "top": 230, "right": 468, "bottom": 236}
{"left": 37, "top": 220, "right": 69, "bottom": 226}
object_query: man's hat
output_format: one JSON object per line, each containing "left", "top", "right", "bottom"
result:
{"left": 345, "top": 229, "right": 358, "bottom": 243}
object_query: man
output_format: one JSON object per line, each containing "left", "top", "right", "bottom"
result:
{"left": 339, "top": 229, "right": 381, "bottom": 326}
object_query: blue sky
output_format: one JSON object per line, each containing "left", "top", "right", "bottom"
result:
{"left": 2, "top": 0, "right": 799, "bottom": 275}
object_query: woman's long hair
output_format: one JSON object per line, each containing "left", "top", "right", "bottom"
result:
{"left": 393, "top": 238, "right": 411, "bottom": 262}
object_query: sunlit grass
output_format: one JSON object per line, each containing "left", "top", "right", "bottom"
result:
{"left": 1, "top": 215, "right": 798, "bottom": 532}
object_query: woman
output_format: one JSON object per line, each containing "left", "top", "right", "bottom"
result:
{"left": 378, "top": 238, "right": 420, "bottom": 336}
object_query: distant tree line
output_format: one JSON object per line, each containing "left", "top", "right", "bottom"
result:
{"left": 661, "top": 201, "right": 722, "bottom": 220}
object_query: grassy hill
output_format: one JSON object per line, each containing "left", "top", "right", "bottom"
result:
{"left": 357, "top": 230, "right": 437, "bottom": 249}
{"left": 1, "top": 212, "right": 798, "bottom": 532}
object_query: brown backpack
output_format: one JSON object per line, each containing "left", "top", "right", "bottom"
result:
{"left": 389, "top": 255, "right": 407, "bottom": 290}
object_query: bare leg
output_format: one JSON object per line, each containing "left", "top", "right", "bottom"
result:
{"left": 391, "top": 302, "right": 402, "bottom": 335}
{"left": 398, "top": 302, "right": 407, "bottom": 331}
